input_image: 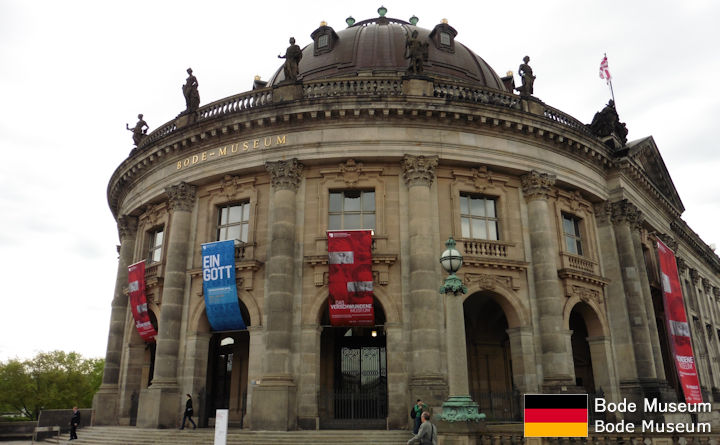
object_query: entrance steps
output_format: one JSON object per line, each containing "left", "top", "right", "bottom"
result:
{"left": 54, "top": 426, "right": 412, "bottom": 444}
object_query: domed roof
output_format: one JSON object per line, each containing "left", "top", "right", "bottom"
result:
{"left": 268, "top": 16, "right": 508, "bottom": 91}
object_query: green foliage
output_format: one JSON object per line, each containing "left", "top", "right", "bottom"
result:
{"left": 0, "top": 351, "right": 104, "bottom": 420}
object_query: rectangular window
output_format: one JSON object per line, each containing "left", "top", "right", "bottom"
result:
{"left": 217, "top": 202, "right": 250, "bottom": 242}
{"left": 328, "top": 190, "right": 375, "bottom": 230}
{"left": 562, "top": 214, "right": 583, "bottom": 256}
{"left": 318, "top": 34, "right": 329, "bottom": 48}
{"left": 148, "top": 228, "right": 164, "bottom": 263}
{"left": 460, "top": 194, "right": 498, "bottom": 240}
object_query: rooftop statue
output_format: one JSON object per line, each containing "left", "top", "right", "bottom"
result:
{"left": 515, "top": 56, "right": 535, "bottom": 97}
{"left": 278, "top": 37, "right": 303, "bottom": 82}
{"left": 126, "top": 114, "right": 148, "bottom": 146}
{"left": 588, "top": 100, "right": 628, "bottom": 145}
{"left": 182, "top": 68, "right": 200, "bottom": 112}
{"left": 405, "top": 30, "right": 428, "bottom": 75}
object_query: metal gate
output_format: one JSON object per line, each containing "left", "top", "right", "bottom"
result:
{"left": 321, "top": 337, "right": 388, "bottom": 429}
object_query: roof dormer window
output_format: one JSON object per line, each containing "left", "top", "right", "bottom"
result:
{"left": 429, "top": 20, "right": 457, "bottom": 53}
{"left": 311, "top": 22, "right": 339, "bottom": 56}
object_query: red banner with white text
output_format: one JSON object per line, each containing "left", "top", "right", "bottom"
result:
{"left": 128, "top": 261, "right": 157, "bottom": 343}
{"left": 328, "top": 230, "right": 375, "bottom": 326}
{"left": 656, "top": 240, "right": 703, "bottom": 404}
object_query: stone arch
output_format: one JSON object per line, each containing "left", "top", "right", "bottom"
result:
{"left": 462, "top": 280, "right": 528, "bottom": 328}
{"left": 190, "top": 290, "right": 260, "bottom": 334}
{"left": 308, "top": 284, "right": 400, "bottom": 326}
{"left": 562, "top": 296, "right": 607, "bottom": 337}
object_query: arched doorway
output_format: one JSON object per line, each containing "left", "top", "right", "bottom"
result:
{"left": 464, "top": 292, "right": 518, "bottom": 420}
{"left": 204, "top": 301, "right": 251, "bottom": 427}
{"left": 569, "top": 306, "right": 595, "bottom": 393}
{"left": 318, "top": 299, "right": 387, "bottom": 429}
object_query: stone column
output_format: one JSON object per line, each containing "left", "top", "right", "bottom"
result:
{"left": 250, "top": 159, "right": 303, "bottom": 431}
{"left": 137, "top": 182, "right": 196, "bottom": 428}
{"left": 506, "top": 326, "right": 538, "bottom": 392}
{"left": 385, "top": 322, "right": 407, "bottom": 429}
{"left": 610, "top": 200, "right": 658, "bottom": 383}
{"left": 633, "top": 230, "right": 666, "bottom": 382}
{"left": 182, "top": 332, "right": 211, "bottom": 426}
{"left": 401, "top": 155, "right": 447, "bottom": 404}
{"left": 521, "top": 171, "right": 574, "bottom": 389}
{"left": 296, "top": 325, "right": 321, "bottom": 431}
{"left": 118, "top": 343, "right": 146, "bottom": 425}
{"left": 93, "top": 215, "right": 138, "bottom": 425}
{"left": 594, "top": 203, "right": 639, "bottom": 387}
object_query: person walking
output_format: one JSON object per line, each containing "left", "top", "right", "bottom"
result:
{"left": 411, "top": 399, "right": 427, "bottom": 434}
{"left": 180, "top": 394, "right": 197, "bottom": 430}
{"left": 69, "top": 406, "right": 80, "bottom": 441}
{"left": 407, "top": 411, "right": 438, "bottom": 445}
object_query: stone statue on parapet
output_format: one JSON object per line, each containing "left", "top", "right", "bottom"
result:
{"left": 588, "top": 100, "right": 628, "bottom": 145}
{"left": 278, "top": 37, "right": 303, "bottom": 82}
{"left": 182, "top": 68, "right": 200, "bottom": 112}
{"left": 126, "top": 114, "right": 148, "bottom": 146}
{"left": 405, "top": 30, "right": 428, "bottom": 75}
{"left": 515, "top": 56, "right": 535, "bottom": 97}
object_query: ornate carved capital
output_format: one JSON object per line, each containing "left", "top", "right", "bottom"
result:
{"left": 520, "top": 170, "right": 556, "bottom": 200}
{"left": 593, "top": 202, "right": 612, "bottom": 224}
{"left": 702, "top": 278, "right": 711, "bottom": 293}
{"left": 117, "top": 215, "right": 138, "bottom": 241}
{"left": 266, "top": 158, "right": 304, "bottom": 191}
{"left": 658, "top": 233, "right": 678, "bottom": 252}
{"left": 713, "top": 286, "right": 720, "bottom": 299}
{"left": 402, "top": 154, "right": 438, "bottom": 187}
{"left": 166, "top": 182, "right": 197, "bottom": 212}
{"left": 676, "top": 257, "right": 687, "bottom": 273}
{"left": 610, "top": 199, "right": 642, "bottom": 228}
{"left": 690, "top": 268, "right": 700, "bottom": 284}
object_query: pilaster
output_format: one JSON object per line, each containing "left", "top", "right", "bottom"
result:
{"left": 93, "top": 215, "right": 138, "bottom": 425}
{"left": 521, "top": 171, "right": 574, "bottom": 388}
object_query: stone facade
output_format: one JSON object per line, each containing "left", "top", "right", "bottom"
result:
{"left": 96, "top": 14, "right": 720, "bottom": 433}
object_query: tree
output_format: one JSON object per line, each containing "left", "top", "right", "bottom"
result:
{"left": 0, "top": 351, "right": 104, "bottom": 420}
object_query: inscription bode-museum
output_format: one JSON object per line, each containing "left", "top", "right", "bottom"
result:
{"left": 176, "top": 134, "right": 288, "bottom": 170}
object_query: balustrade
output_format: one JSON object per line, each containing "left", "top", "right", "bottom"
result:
{"left": 560, "top": 251, "right": 598, "bottom": 275}
{"left": 459, "top": 238, "right": 511, "bottom": 258}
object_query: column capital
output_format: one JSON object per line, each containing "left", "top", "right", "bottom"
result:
{"left": 117, "top": 215, "right": 138, "bottom": 241}
{"left": 690, "top": 268, "right": 700, "bottom": 284}
{"left": 712, "top": 286, "right": 720, "bottom": 300}
{"left": 520, "top": 170, "right": 556, "bottom": 200}
{"left": 265, "top": 158, "right": 304, "bottom": 191}
{"left": 676, "top": 256, "right": 687, "bottom": 273}
{"left": 657, "top": 233, "right": 678, "bottom": 252}
{"left": 702, "top": 277, "right": 711, "bottom": 293}
{"left": 165, "top": 182, "right": 197, "bottom": 212}
{"left": 402, "top": 154, "right": 438, "bottom": 187}
{"left": 610, "top": 199, "right": 643, "bottom": 228}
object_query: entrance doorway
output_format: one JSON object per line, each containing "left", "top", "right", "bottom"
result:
{"left": 319, "top": 300, "right": 387, "bottom": 429}
{"left": 464, "top": 292, "right": 519, "bottom": 421}
{"left": 569, "top": 308, "right": 595, "bottom": 393}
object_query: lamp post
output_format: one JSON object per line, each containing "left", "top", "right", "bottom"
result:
{"left": 438, "top": 236, "right": 485, "bottom": 422}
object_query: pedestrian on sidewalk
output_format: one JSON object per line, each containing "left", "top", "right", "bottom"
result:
{"left": 407, "top": 411, "right": 437, "bottom": 445}
{"left": 69, "top": 406, "right": 81, "bottom": 441}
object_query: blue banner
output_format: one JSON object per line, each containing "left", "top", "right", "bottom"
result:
{"left": 201, "top": 240, "right": 246, "bottom": 331}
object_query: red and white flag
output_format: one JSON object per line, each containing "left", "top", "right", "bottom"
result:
{"left": 599, "top": 55, "right": 611, "bottom": 84}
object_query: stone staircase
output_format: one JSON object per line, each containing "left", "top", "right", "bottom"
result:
{"left": 53, "top": 426, "right": 412, "bottom": 444}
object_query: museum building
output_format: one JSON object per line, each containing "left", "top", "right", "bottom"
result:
{"left": 94, "top": 10, "right": 720, "bottom": 430}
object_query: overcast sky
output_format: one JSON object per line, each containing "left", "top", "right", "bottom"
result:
{"left": 1, "top": 0, "right": 718, "bottom": 362}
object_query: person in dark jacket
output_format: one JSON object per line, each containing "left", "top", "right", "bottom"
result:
{"left": 180, "top": 393, "right": 196, "bottom": 429}
{"left": 407, "top": 411, "right": 438, "bottom": 445}
{"left": 69, "top": 406, "right": 80, "bottom": 440}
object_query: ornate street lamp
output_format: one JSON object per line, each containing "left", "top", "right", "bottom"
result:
{"left": 439, "top": 236, "right": 467, "bottom": 295}
{"left": 438, "top": 236, "right": 485, "bottom": 423}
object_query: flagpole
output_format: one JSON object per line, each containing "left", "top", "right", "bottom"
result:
{"left": 605, "top": 53, "right": 616, "bottom": 105}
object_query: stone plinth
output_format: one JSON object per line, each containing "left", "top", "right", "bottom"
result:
{"left": 249, "top": 376, "right": 297, "bottom": 430}
{"left": 402, "top": 77, "right": 434, "bottom": 96}
{"left": 136, "top": 384, "right": 181, "bottom": 428}
{"left": 273, "top": 83, "right": 303, "bottom": 102}
{"left": 436, "top": 417, "right": 486, "bottom": 445}
{"left": 92, "top": 385, "right": 119, "bottom": 425}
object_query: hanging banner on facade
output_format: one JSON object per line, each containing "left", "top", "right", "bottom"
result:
{"left": 202, "top": 240, "right": 246, "bottom": 331}
{"left": 128, "top": 261, "right": 157, "bottom": 343}
{"left": 656, "top": 239, "right": 703, "bottom": 404}
{"left": 327, "top": 230, "right": 375, "bottom": 326}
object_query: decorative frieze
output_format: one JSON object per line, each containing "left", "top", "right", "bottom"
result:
{"left": 402, "top": 154, "right": 438, "bottom": 187}
{"left": 138, "top": 203, "right": 166, "bottom": 229}
{"left": 266, "top": 158, "right": 304, "bottom": 191}
{"left": 166, "top": 182, "right": 197, "bottom": 211}
{"left": 117, "top": 215, "right": 138, "bottom": 240}
{"left": 520, "top": 170, "right": 555, "bottom": 200}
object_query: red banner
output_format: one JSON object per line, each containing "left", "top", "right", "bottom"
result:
{"left": 328, "top": 230, "right": 375, "bottom": 326}
{"left": 128, "top": 261, "right": 157, "bottom": 343}
{"left": 656, "top": 240, "right": 703, "bottom": 404}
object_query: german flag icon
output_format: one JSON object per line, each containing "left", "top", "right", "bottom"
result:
{"left": 524, "top": 394, "right": 588, "bottom": 437}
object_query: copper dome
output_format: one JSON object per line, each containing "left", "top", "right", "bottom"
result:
{"left": 268, "top": 17, "right": 508, "bottom": 91}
